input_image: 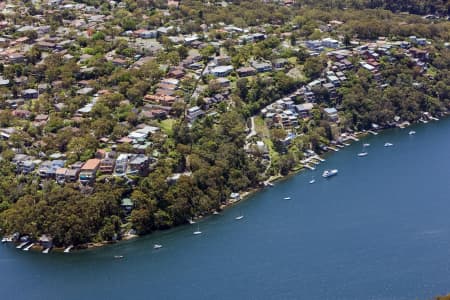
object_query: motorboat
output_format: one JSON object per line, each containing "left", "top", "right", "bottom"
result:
{"left": 357, "top": 152, "right": 368, "bottom": 157}
{"left": 283, "top": 197, "right": 291, "bottom": 200}
{"left": 384, "top": 142, "right": 393, "bottom": 147}
{"left": 322, "top": 169, "right": 338, "bottom": 178}
{"left": 153, "top": 244, "right": 163, "bottom": 249}
{"left": 409, "top": 131, "right": 416, "bottom": 135}
{"left": 193, "top": 224, "right": 202, "bottom": 235}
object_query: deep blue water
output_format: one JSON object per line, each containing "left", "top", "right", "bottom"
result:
{"left": 2, "top": 119, "right": 450, "bottom": 300}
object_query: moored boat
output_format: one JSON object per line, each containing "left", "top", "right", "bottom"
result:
{"left": 322, "top": 169, "right": 338, "bottom": 178}
{"left": 1, "top": 236, "right": 13, "bottom": 243}
{"left": 23, "top": 243, "right": 34, "bottom": 251}
{"left": 64, "top": 245, "right": 74, "bottom": 253}
{"left": 16, "top": 242, "right": 28, "bottom": 249}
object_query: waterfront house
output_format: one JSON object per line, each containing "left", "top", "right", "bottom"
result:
{"left": 38, "top": 235, "right": 53, "bottom": 249}
{"left": 324, "top": 107, "right": 339, "bottom": 122}
{"left": 230, "top": 192, "right": 241, "bottom": 202}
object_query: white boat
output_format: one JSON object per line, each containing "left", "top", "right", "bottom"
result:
{"left": 23, "top": 243, "right": 34, "bottom": 251}
{"left": 188, "top": 219, "right": 196, "bottom": 225}
{"left": 235, "top": 215, "right": 244, "bottom": 220}
{"left": 2, "top": 236, "right": 12, "bottom": 243}
{"left": 42, "top": 248, "right": 51, "bottom": 254}
{"left": 153, "top": 244, "right": 163, "bottom": 249}
{"left": 309, "top": 178, "right": 315, "bottom": 184}
{"left": 16, "top": 241, "right": 28, "bottom": 249}
{"left": 363, "top": 143, "right": 370, "bottom": 147}
{"left": 384, "top": 142, "right": 393, "bottom": 147}
{"left": 64, "top": 245, "right": 74, "bottom": 253}
{"left": 193, "top": 224, "right": 202, "bottom": 235}
{"left": 322, "top": 169, "right": 338, "bottom": 178}
{"left": 212, "top": 210, "right": 220, "bottom": 215}
{"left": 114, "top": 255, "right": 124, "bottom": 259}
{"left": 283, "top": 197, "right": 291, "bottom": 200}
{"left": 409, "top": 130, "right": 416, "bottom": 135}
{"left": 357, "top": 152, "right": 368, "bottom": 157}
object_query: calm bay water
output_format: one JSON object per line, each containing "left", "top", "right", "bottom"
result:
{"left": 2, "top": 119, "right": 450, "bottom": 300}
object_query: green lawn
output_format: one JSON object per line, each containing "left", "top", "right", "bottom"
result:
{"left": 254, "top": 116, "right": 270, "bottom": 138}
{"left": 160, "top": 119, "right": 176, "bottom": 135}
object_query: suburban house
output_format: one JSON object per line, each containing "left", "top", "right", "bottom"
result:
{"left": 214, "top": 55, "right": 231, "bottom": 66}
{"left": 210, "top": 65, "right": 233, "bottom": 77}
{"left": 120, "top": 198, "right": 134, "bottom": 213}
{"left": 114, "top": 154, "right": 129, "bottom": 175}
{"left": 128, "top": 154, "right": 150, "bottom": 176}
{"left": 295, "top": 103, "right": 314, "bottom": 118}
{"left": 99, "top": 157, "right": 116, "bottom": 174}
{"left": 237, "top": 66, "right": 256, "bottom": 77}
{"left": 22, "top": 89, "right": 39, "bottom": 99}
{"left": 251, "top": 61, "right": 273, "bottom": 73}
{"left": 187, "top": 106, "right": 205, "bottom": 121}
{"left": 39, "top": 160, "right": 66, "bottom": 179}
{"left": 79, "top": 158, "right": 101, "bottom": 185}
{"left": 56, "top": 168, "right": 68, "bottom": 184}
